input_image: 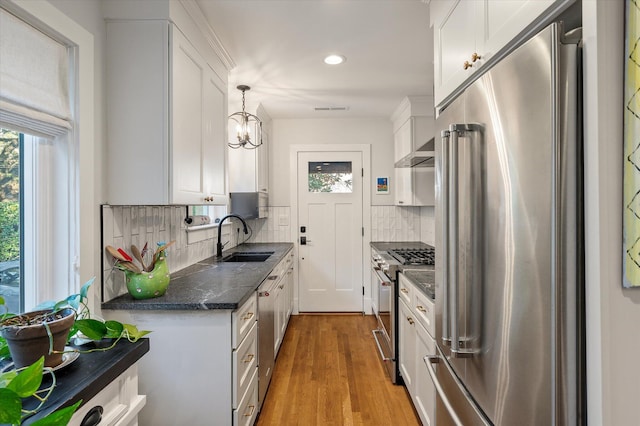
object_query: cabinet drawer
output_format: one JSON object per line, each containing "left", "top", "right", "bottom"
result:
{"left": 233, "top": 292, "right": 257, "bottom": 349}
{"left": 69, "top": 365, "right": 145, "bottom": 426}
{"left": 233, "top": 321, "right": 258, "bottom": 409}
{"left": 398, "top": 273, "right": 413, "bottom": 306}
{"left": 413, "top": 289, "right": 435, "bottom": 339}
{"left": 233, "top": 368, "right": 258, "bottom": 426}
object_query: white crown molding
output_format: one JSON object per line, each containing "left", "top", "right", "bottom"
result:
{"left": 179, "top": 0, "right": 236, "bottom": 71}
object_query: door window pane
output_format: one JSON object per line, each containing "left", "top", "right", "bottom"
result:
{"left": 0, "top": 128, "right": 21, "bottom": 313}
{"left": 308, "top": 161, "right": 353, "bottom": 193}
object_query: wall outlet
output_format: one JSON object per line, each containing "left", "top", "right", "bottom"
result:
{"left": 279, "top": 215, "right": 289, "bottom": 226}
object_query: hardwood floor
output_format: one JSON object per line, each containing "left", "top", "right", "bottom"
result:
{"left": 256, "top": 315, "right": 420, "bottom": 426}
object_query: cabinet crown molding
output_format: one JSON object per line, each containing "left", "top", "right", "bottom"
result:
{"left": 391, "top": 96, "right": 434, "bottom": 124}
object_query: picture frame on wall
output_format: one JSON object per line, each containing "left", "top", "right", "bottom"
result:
{"left": 623, "top": 0, "right": 640, "bottom": 288}
{"left": 376, "top": 177, "right": 389, "bottom": 194}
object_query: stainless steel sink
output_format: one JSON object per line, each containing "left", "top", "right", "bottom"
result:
{"left": 222, "top": 252, "right": 274, "bottom": 262}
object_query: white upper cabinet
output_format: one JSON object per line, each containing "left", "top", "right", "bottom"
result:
{"left": 106, "top": 3, "right": 231, "bottom": 205}
{"left": 228, "top": 104, "right": 270, "bottom": 194}
{"left": 431, "top": 0, "right": 575, "bottom": 108}
{"left": 432, "top": 0, "right": 481, "bottom": 109}
{"left": 172, "top": 28, "right": 227, "bottom": 204}
{"left": 392, "top": 97, "right": 435, "bottom": 207}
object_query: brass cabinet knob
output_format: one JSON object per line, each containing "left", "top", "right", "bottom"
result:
{"left": 471, "top": 52, "right": 481, "bottom": 62}
{"left": 463, "top": 61, "right": 472, "bottom": 70}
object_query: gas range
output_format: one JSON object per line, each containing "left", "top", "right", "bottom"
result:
{"left": 388, "top": 247, "right": 435, "bottom": 266}
{"left": 371, "top": 242, "right": 435, "bottom": 280}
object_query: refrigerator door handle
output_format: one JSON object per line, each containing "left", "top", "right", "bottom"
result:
{"left": 424, "top": 355, "right": 491, "bottom": 426}
{"left": 440, "top": 129, "right": 451, "bottom": 347}
{"left": 448, "top": 123, "right": 483, "bottom": 358}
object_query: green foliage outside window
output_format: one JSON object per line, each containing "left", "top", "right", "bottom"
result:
{"left": 0, "top": 129, "right": 19, "bottom": 262}
{"left": 309, "top": 173, "right": 347, "bottom": 192}
{"left": 0, "top": 202, "right": 19, "bottom": 262}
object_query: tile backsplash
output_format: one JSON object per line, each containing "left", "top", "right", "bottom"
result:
{"left": 370, "top": 205, "right": 424, "bottom": 242}
{"left": 101, "top": 204, "right": 434, "bottom": 301}
{"left": 101, "top": 205, "right": 292, "bottom": 302}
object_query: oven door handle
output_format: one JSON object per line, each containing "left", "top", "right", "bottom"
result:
{"left": 372, "top": 330, "right": 391, "bottom": 361}
{"left": 372, "top": 268, "right": 392, "bottom": 286}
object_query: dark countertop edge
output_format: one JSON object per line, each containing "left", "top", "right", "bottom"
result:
{"left": 370, "top": 241, "right": 432, "bottom": 251}
{"left": 23, "top": 339, "right": 150, "bottom": 424}
{"left": 102, "top": 243, "right": 293, "bottom": 311}
{"left": 102, "top": 301, "right": 238, "bottom": 310}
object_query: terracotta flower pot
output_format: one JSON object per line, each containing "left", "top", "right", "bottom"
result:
{"left": 0, "top": 308, "right": 75, "bottom": 368}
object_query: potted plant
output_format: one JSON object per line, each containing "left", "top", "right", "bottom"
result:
{"left": 0, "top": 277, "right": 150, "bottom": 369}
{"left": 0, "top": 278, "right": 150, "bottom": 424}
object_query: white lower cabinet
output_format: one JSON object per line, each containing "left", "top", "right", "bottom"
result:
{"left": 234, "top": 368, "right": 259, "bottom": 426}
{"left": 233, "top": 322, "right": 258, "bottom": 409}
{"left": 274, "top": 249, "right": 294, "bottom": 357}
{"left": 414, "top": 321, "right": 436, "bottom": 426}
{"left": 69, "top": 365, "right": 145, "bottom": 426}
{"left": 398, "top": 273, "right": 436, "bottom": 426}
{"left": 104, "top": 293, "right": 258, "bottom": 425}
{"left": 398, "top": 298, "right": 417, "bottom": 393}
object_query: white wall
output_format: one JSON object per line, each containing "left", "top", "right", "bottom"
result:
{"left": 40, "top": 0, "right": 104, "bottom": 311}
{"left": 583, "top": 1, "right": 640, "bottom": 425}
{"left": 271, "top": 118, "right": 396, "bottom": 206}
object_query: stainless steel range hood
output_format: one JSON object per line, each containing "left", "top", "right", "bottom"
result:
{"left": 394, "top": 137, "right": 435, "bottom": 168}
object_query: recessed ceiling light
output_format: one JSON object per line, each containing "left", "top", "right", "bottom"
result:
{"left": 324, "top": 54, "right": 346, "bottom": 65}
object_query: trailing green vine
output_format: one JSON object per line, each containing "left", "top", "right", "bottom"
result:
{"left": 0, "top": 277, "right": 151, "bottom": 424}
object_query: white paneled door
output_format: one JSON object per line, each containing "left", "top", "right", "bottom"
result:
{"left": 297, "top": 151, "right": 363, "bottom": 312}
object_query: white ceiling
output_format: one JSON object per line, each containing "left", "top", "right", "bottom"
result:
{"left": 196, "top": 0, "right": 433, "bottom": 120}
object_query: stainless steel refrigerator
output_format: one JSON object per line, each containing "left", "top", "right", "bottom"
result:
{"left": 430, "top": 22, "right": 585, "bottom": 425}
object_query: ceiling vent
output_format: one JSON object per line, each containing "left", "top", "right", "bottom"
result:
{"left": 314, "top": 106, "right": 350, "bottom": 112}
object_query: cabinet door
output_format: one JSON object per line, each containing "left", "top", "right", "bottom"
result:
{"left": 106, "top": 20, "right": 170, "bottom": 205}
{"left": 203, "top": 69, "right": 227, "bottom": 200}
{"left": 433, "top": 0, "right": 481, "bottom": 106}
{"left": 274, "top": 277, "right": 285, "bottom": 356}
{"left": 394, "top": 117, "right": 413, "bottom": 161}
{"left": 394, "top": 168, "right": 413, "bottom": 206}
{"left": 257, "top": 119, "right": 269, "bottom": 193}
{"left": 415, "top": 322, "right": 436, "bottom": 426}
{"left": 171, "top": 27, "right": 207, "bottom": 205}
{"left": 398, "top": 299, "right": 416, "bottom": 393}
{"left": 228, "top": 141, "right": 258, "bottom": 192}
{"left": 285, "top": 267, "right": 293, "bottom": 320}
{"left": 482, "top": 0, "right": 559, "bottom": 62}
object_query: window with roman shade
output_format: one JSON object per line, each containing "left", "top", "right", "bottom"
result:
{"left": 0, "top": 5, "right": 77, "bottom": 311}
{"left": 0, "top": 7, "right": 72, "bottom": 136}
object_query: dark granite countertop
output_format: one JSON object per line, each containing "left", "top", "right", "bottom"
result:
{"left": 14, "top": 339, "right": 150, "bottom": 425}
{"left": 102, "top": 243, "right": 294, "bottom": 311}
{"left": 402, "top": 269, "right": 436, "bottom": 300}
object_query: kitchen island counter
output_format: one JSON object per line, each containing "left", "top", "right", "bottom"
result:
{"left": 102, "top": 243, "right": 293, "bottom": 311}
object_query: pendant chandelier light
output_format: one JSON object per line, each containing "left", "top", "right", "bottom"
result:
{"left": 228, "top": 85, "right": 262, "bottom": 149}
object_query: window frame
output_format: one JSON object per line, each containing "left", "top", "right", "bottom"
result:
{"left": 1, "top": 0, "right": 95, "bottom": 311}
